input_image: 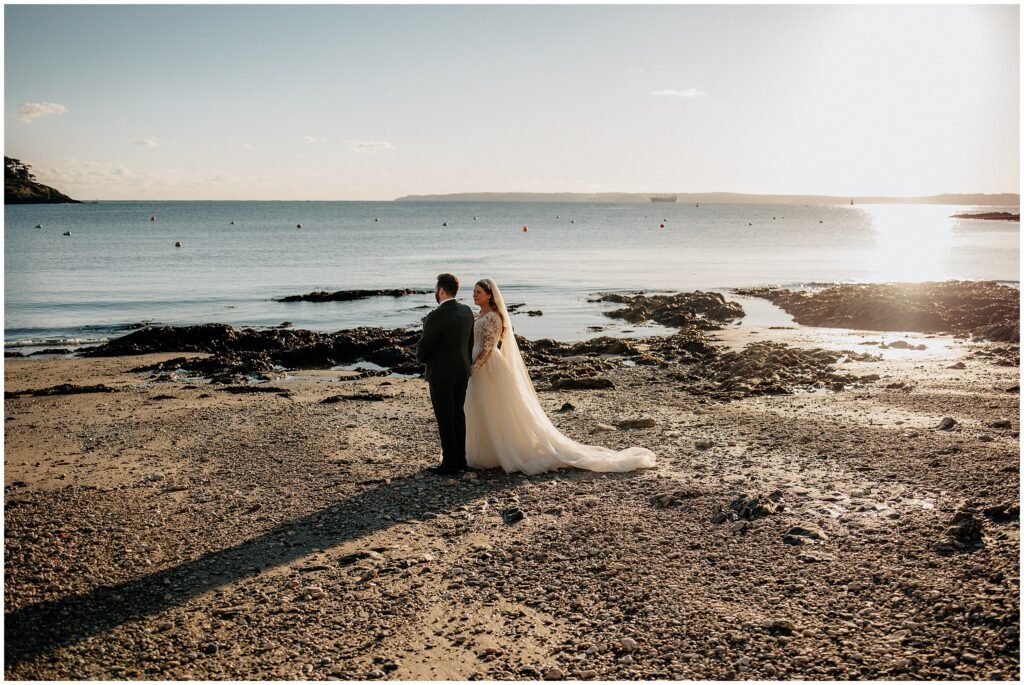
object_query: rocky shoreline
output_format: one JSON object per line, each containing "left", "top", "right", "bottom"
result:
{"left": 72, "top": 291, "right": 899, "bottom": 400}
{"left": 4, "top": 282, "right": 1020, "bottom": 680}
{"left": 735, "top": 281, "right": 1020, "bottom": 343}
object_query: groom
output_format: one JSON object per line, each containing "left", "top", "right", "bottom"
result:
{"left": 416, "top": 273, "right": 475, "bottom": 476}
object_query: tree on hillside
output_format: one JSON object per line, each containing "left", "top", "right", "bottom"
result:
{"left": 5, "top": 156, "right": 37, "bottom": 183}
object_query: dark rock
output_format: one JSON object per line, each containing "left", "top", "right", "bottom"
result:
{"left": 29, "top": 348, "right": 72, "bottom": 356}
{"left": 651, "top": 489, "right": 704, "bottom": 508}
{"left": 982, "top": 502, "right": 1019, "bottom": 523}
{"left": 784, "top": 524, "right": 826, "bottom": 541}
{"left": 338, "top": 552, "right": 373, "bottom": 566}
{"left": 555, "top": 402, "right": 575, "bottom": 413}
{"left": 936, "top": 417, "right": 958, "bottom": 431}
{"left": 275, "top": 288, "right": 431, "bottom": 303}
{"left": 501, "top": 507, "right": 525, "bottom": 525}
{"left": 321, "top": 393, "right": 388, "bottom": 403}
{"left": 932, "top": 509, "right": 983, "bottom": 554}
{"left": 551, "top": 377, "right": 614, "bottom": 390}
{"left": 5, "top": 383, "right": 117, "bottom": 399}
{"left": 87, "top": 323, "right": 422, "bottom": 382}
{"left": 881, "top": 340, "right": 927, "bottom": 351}
{"left": 729, "top": 493, "right": 782, "bottom": 521}
{"left": 218, "top": 386, "right": 290, "bottom": 395}
{"left": 762, "top": 619, "right": 795, "bottom": 635}
{"left": 592, "top": 290, "right": 745, "bottom": 330}
{"left": 989, "top": 418, "right": 1013, "bottom": 429}
{"left": 676, "top": 341, "right": 879, "bottom": 400}
{"left": 735, "top": 281, "right": 1019, "bottom": 342}
{"left": 951, "top": 211, "right": 1020, "bottom": 221}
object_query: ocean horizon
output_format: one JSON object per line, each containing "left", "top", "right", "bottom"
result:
{"left": 4, "top": 200, "right": 1020, "bottom": 351}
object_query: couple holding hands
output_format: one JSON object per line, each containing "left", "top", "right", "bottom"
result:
{"left": 416, "top": 273, "right": 655, "bottom": 477}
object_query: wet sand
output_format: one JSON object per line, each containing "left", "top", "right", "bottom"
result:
{"left": 3, "top": 321, "right": 1020, "bottom": 680}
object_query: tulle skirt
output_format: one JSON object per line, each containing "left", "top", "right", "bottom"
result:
{"left": 464, "top": 345, "right": 656, "bottom": 475}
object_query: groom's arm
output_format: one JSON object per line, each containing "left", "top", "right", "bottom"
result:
{"left": 416, "top": 310, "right": 440, "bottom": 363}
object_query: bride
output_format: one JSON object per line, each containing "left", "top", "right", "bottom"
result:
{"left": 465, "top": 278, "right": 656, "bottom": 475}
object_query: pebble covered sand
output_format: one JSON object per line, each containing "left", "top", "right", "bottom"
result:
{"left": 3, "top": 289, "right": 1021, "bottom": 680}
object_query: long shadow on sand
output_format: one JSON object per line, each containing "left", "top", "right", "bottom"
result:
{"left": 4, "top": 467, "right": 637, "bottom": 669}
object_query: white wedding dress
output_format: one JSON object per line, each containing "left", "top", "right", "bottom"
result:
{"left": 464, "top": 280, "right": 656, "bottom": 475}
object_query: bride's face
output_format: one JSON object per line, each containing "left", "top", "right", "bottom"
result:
{"left": 473, "top": 284, "right": 489, "bottom": 308}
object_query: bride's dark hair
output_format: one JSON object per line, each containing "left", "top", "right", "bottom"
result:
{"left": 475, "top": 279, "right": 497, "bottom": 310}
{"left": 476, "top": 279, "right": 506, "bottom": 346}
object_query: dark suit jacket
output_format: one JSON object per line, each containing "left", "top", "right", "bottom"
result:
{"left": 416, "top": 299, "right": 475, "bottom": 383}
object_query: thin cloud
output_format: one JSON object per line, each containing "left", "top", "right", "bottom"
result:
{"left": 351, "top": 141, "right": 395, "bottom": 153}
{"left": 18, "top": 102, "right": 68, "bottom": 124}
{"left": 303, "top": 136, "right": 328, "bottom": 144}
{"left": 625, "top": 65, "right": 662, "bottom": 75}
{"left": 132, "top": 136, "right": 160, "bottom": 147}
{"left": 651, "top": 88, "right": 707, "bottom": 98}
{"left": 241, "top": 143, "right": 255, "bottom": 150}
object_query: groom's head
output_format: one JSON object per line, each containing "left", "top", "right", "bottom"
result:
{"left": 435, "top": 273, "right": 460, "bottom": 302}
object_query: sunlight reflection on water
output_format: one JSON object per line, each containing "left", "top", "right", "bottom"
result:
{"left": 865, "top": 204, "right": 959, "bottom": 282}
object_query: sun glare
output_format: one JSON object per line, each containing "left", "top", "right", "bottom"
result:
{"left": 863, "top": 204, "right": 959, "bottom": 282}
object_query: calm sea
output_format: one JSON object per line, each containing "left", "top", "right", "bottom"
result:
{"left": 4, "top": 201, "right": 1019, "bottom": 349}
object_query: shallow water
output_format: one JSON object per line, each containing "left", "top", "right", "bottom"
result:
{"left": 4, "top": 201, "right": 1018, "bottom": 346}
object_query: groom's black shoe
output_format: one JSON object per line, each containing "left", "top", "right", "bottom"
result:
{"left": 428, "top": 465, "right": 466, "bottom": 477}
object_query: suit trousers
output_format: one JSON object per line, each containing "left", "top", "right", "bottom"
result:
{"left": 428, "top": 378, "right": 469, "bottom": 469}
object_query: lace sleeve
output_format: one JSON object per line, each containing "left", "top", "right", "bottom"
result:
{"left": 471, "top": 313, "right": 502, "bottom": 373}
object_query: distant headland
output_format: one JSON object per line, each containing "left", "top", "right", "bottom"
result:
{"left": 5, "top": 157, "right": 80, "bottom": 204}
{"left": 394, "top": 191, "right": 1020, "bottom": 206}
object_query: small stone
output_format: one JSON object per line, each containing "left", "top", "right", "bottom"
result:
{"left": 762, "top": 619, "right": 795, "bottom": 635}
{"left": 990, "top": 418, "right": 1012, "bottom": 429}
{"left": 619, "top": 637, "right": 639, "bottom": 652}
{"left": 502, "top": 507, "right": 525, "bottom": 525}
{"left": 579, "top": 670, "right": 599, "bottom": 680}
{"left": 785, "top": 524, "right": 826, "bottom": 541}
{"left": 695, "top": 439, "right": 714, "bottom": 450}
{"left": 593, "top": 423, "right": 617, "bottom": 432}
{"left": 797, "top": 553, "right": 827, "bottom": 563}
{"left": 202, "top": 643, "right": 218, "bottom": 655}
{"left": 936, "top": 417, "right": 957, "bottom": 431}
{"left": 148, "top": 472, "right": 165, "bottom": 482}
{"left": 157, "top": 621, "right": 174, "bottom": 632}
{"left": 616, "top": 417, "right": 656, "bottom": 430}
{"left": 544, "top": 666, "right": 564, "bottom": 680}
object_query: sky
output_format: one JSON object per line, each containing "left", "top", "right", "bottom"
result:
{"left": 3, "top": 3, "right": 1020, "bottom": 201}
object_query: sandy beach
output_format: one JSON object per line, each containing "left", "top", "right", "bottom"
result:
{"left": 3, "top": 285, "right": 1020, "bottom": 680}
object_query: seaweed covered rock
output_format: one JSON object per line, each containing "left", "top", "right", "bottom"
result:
{"left": 735, "top": 281, "right": 1019, "bottom": 342}
{"left": 678, "top": 341, "right": 880, "bottom": 399}
{"left": 592, "top": 291, "right": 745, "bottom": 329}
{"left": 90, "top": 324, "right": 420, "bottom": 383}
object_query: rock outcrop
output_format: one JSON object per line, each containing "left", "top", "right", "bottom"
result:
{"left": 735, "top": 281, "right": 1019, "bottom": 342}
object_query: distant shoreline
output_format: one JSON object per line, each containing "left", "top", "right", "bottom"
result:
{"left": 7, "top": 195, "right": 1019, "bottom": 205}
{"left": 394, "top": 191, "right": 1021, "bottom": 206}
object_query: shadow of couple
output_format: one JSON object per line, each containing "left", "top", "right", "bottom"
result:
{"left": 4, "top": 465, "right": 638, "bottom": 669}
